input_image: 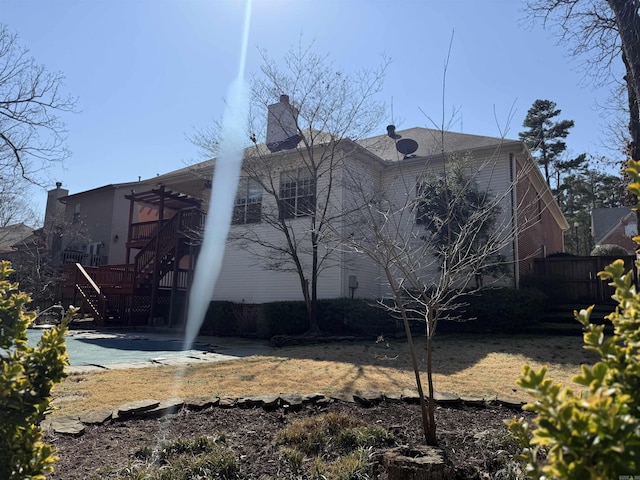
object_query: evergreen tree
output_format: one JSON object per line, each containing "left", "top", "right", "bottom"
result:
{"left": 520, "top": 99, "right": 576, "bottom": 188}
{"left": 416, "top": 157, "right": 507, "bottom": 284}
{"left": 557, "top": 159, "right": 625, "bottom": 254}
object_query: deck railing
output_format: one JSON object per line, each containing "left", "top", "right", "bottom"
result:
{"left": 59, "top": 208, "right": 204, "bottom": 325}
{"left": 134, "top": 208, "right": 205, "bottom": 287}
{"left": 129, "top": 219, "right": 170, "bottom": 244}
{"left": 79, "top": 264, "right": 134, "bottom": 288}
{"left": 73, "top": 263, "right": 107, "bottom": 322}
{"left": 159, "top": 269, "right": 190, "bottom": 289}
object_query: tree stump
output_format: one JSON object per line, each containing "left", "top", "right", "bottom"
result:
{"left": 382, "top": 446, "right": 454, "bottom": 480}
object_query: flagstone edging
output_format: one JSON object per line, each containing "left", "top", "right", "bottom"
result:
{"left": 43, "top": 391, "right": 526, "bottom": 437}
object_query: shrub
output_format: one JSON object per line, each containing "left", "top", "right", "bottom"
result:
{"left": 199, "top": 298, "right": 399, "bottom": 338}
{"left": 264, "top": 298, "right": 398, "bottom": 338}
{"left": 263, "top": 301, "right": 309, "bottom": 336}
{"left": 508, "top": 258, "right": 640, "bottom": 478}
{"left": 316, "top": 298, "right": 398, "bottom": 336}
{"left": 439, "top": 288, "right": 545, "bottom": 334}
{"left": 0, "top": 261, "right": 72, "bottom": 480}
{"left": 590, "top": 243, "right": 630, "bottom": 256}
{"left": 507, "top": 159, "right": 640, "bottom": 478}
{"left": 199, "top": 301, "right": 237, "bottom": 335}
{"left": 519, "top": 275, "right": 566, "bottom": 305}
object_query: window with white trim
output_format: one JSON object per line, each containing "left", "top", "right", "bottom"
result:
{"left": 279, "top": 168, "right": 315, "bottom": 219}
{"left": 232, "top": 178, "right": 262, "bottom": 224}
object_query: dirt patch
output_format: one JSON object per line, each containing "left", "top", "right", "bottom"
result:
{"left": 45, "top": 400, "right": 531, "bottom": 479}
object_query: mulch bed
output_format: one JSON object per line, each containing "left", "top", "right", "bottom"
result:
{"left": 45, "top": 400, "right": 532, "bottom": 479}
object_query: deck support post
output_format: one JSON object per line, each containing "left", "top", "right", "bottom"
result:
{"left": 149, "top": 186, "right": 165, "bottom": 324}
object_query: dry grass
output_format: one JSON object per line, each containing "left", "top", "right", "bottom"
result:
{"left": 50, "top": 333, "right": 596, "bottom": 418}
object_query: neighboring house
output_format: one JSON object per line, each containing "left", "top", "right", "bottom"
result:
{"left": 56, "top": 181, "right": 154, "bottom": 266}
{"left": 56, "top": 97, "right": 567, "bottom": 326}
{"left": 591, "top": 207, "right": 637, "bottom": 254}
{"left": 0, "top": 223, "right": 35, "bottom": 263}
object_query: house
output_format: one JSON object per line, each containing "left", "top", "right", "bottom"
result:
{"left": 55, "top": 96, "right": 567, "bottom": 326}
{"left": 52, "top": 181, "right": 158, "bottom": 266}
{"left": 591, "top": 207, "right": 637, "bottom": 254}
{"left": 0, "top": 223, "right": 35, "bottom": 263}
{"left": 0, "top": 223, "right": 34, "bottom": 259}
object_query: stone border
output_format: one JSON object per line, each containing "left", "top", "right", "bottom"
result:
{"left": 42, "top": 390, "right": 526, "bottom": 437}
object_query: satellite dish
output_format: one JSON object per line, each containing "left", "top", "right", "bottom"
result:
{"left": 396, "top": 138, "right": 418, "bottom": 156}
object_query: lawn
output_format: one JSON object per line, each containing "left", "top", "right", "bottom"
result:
{"left": 50, "top": 333, "right": 596, "bottom": 418}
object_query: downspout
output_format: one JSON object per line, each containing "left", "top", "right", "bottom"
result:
{"left": 510, "top": 152, "right": 520, "bottom": 288}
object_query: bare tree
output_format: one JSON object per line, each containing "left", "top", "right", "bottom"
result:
{"left": 0, "top": 177, "right": 37, "bottom": 227}
{"left": 194, "top": 42, "right": 388, "bottom": 333}
{"left": 525, "top": 0, "right": 640, "bottom": 161}
{"left": 342, "top": 146, "right": 535, "bottom": 445}
{"left": 10, "top": 209, "right": 88, "bottom": 309}
{"left": 0, "top": 24, "right": 76, "bottom": 183}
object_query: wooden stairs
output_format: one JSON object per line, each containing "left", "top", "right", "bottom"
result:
{"left": 62, "top": 208, "right": 205, "bottom": 326}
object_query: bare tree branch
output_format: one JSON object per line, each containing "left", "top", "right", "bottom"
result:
{"left": 0, "top": 24, "right": 77, "bottom": 185}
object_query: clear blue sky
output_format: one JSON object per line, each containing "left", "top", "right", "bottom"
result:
{"left": 1, "top": 0, "right": 624, "bottom": 220}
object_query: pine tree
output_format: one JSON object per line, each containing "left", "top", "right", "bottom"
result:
{"left": 520, "top": 99, "right": 575, "bottom": 188}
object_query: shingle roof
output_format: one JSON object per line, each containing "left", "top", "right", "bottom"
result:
{"left": 356, "top": 127, "right": 520, "bottom": 162}
{"left": 592, "top": 207, "right": 634, "bottom": 243}
{"left": 0, "top": 224, "right": 34, "bottom": 253}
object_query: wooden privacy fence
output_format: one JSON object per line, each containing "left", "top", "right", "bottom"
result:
{"left": 532, "top": 255, "right": 638, "bottom": 304}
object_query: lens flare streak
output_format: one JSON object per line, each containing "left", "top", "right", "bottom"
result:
{"left": 183, "top": 0, "right": 252, "bottom": 349}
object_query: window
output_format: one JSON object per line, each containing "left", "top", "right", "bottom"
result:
{"left": 537, "top": 198, "right": 543, "bottom": 221}
{"left": 86, "top": 242, "right": 101, "bottom": 256}
{"left": 625, "top": 222, "right": 637, "bottom": 237}
{"left": 232, "top": 178, "right": 262, "bottom": 224}
{"left": 279, "top": 168, "right": 315, "bottom": 219}
{"left": 72, "top": 203, "right": 81, "bottom": 224}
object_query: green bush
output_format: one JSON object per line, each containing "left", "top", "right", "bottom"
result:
{"left": 507, "top": 160, "right": 640, "bottom": 478}
{"left": 590, "top": 243, "right": 630, "bottom": 256}
{"left": 199, "top": 301, "right": 237, "bottom": 335}
{"left": 440, "top": 288, "right": 544, "bottom": 334}
{"left": 0, "top": 261, "right": 72, "bottom": 480}
{"left": 263, "top": 301, "right": 309, "bottom": 336}
{"left": 509, "top": 259, "right": 640, "bottom": 478}
{"left": 264, "top": 298, "right": 398, "bottom": 337}
{"left": 317, "top": 298, "right": 398, "bottom": 336}
{"left": 199, "top": 298, "right": 399, "bottom": 338}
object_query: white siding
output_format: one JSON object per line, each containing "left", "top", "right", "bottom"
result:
{"left": 340, "top": 154, "right": 384, "bottom": 299}
{"left": 377, "top": 147, "right": 516, "bottom": 296}
{"left": 213, "top": 149, "right": 344, "bottom": 303}
{"left": 212, "top": 238, "right": 342, "bottom": 303}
